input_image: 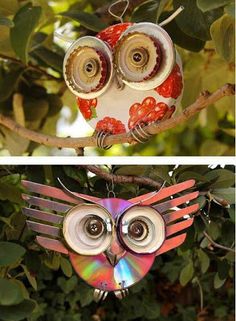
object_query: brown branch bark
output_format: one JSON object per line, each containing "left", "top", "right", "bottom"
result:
{"left": 80, "top": 165, "right": 162, "bottom": 189}
{"left": 0, "top": 83, "right": 234, "bottom": 150}
{"left": 203, "top": 231, "right": 235, "bottom": 253}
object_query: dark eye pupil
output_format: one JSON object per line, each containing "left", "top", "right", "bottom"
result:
{"left": 86, "top": 219, "right": 103, "bottom": 236}
{"left": 133, "top": 53, "right": 142, "bottom": 63}
{"left": 129, "top": 221, "right": 145, "bottom": 238}
{"left": 86, "top": 63, "right": 93, "bottom": 73}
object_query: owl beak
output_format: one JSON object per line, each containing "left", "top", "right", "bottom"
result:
{"left": 105, "top": 236, "right": 126, "bottom": 266}
{"left": 105, "top": 250, "right": 118, "bottom": 267}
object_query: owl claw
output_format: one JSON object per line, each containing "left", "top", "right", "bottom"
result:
{"left": 93, "top": 289, "right": 108, "bottom": 303}
{"left": 130, "top": 123, "right": 152, "bottom": 144}
{"left": 114, "top": 289, "right": 129, "bottom": 300}
{"left": 95, "top": 131, "right": 112, "bottom": 150}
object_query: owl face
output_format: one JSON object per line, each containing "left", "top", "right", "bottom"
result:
{"left": 22, "top": 179, "right": 199, "bottom": 300}
{"left": 63, "top": 22, "right": 183, "bottom": 134}
{"left": 64, "top": 199, "right": 165, "bottom": 292}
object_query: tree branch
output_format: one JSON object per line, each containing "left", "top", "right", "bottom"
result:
{"left": 0, "top": 83, "right": 234, "bottom": 150}
{"left": 203, "top": 231, "right": 235, "bottom": 253}
{"left": 80, "top": 165, "right": 162, "bottom": 189}
{"left": 0, "top": 54, "right": 61, "bottom": 81}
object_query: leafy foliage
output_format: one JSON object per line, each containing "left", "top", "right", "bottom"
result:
{"left": 0, "top": 0, "right": 234, "bottom": 156}
{"left": 0, "top": 165, "right": 234, "bottom": 321}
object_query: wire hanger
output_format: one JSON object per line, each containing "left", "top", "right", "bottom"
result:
{"left": 108, "top": 0, "right": 130, "bottom": 23}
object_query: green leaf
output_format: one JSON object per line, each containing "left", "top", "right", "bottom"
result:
{"left": 57, "top": 276, "right": 77, "bottom": 294}
{"left": 0, "top": 242, "right": 25, "bottom": 266}
{"left": 228, "top": 207, "right": 235, "bottom": 222}
{"left": 210, "top": 14, "right": 235, "bottom": 63}
{"left": 77, "top": 283, "right": 93, "bottom": 307}
{"left": 0, "top": 14, "right": 14, "bottom": 27}
{"left": 33, "top": 47, "right": 63, "bottom": 73}
{"left": 173, "top": 0, "right": 223, "bottom": 41}
{"left": 197, "top": 249, "right": 210, "bottom": 273}
{"left": 0, "top": 299, "right": 36, "bottom": 321}
{"left": 60, "top": 257, "right": 73, "bottom": 278}
{"left": 63, "top": 166, "right": 87, "bottom": 186}
{"left": 0, "top": 68, "right": 24, "bottom": 102}
{"left": 115, "top": 165, "right": 147, "bottom": 176}
{"left": 21, "top": 265, "right": 37, "bottom": 290}
{"left": 214, "top": 272, "right": 226, "bottom": 289}
{"left": 224, "top": 2, "right": 235, "bottom": 17}
{"left": 23, "top": 97, "right": 49, "bottom": 121}
{"left": 148, "top": 165, "right": 171, "bottom": 183}
{"left": 197, "top": 0, "right": 231, "bottom": 12}
{"left": 0, "top": 0, "right": 19, "bottom": 16}
{"left": 179, "top": 261, "right": 194, "bottom": 286}
{"left": 47, "top": 94, "right": 63, "bottom": 117}
{"left": 205, "top": 169, "right": 235, "bottom": 188}
{"left": 207, "top": 221, "right": 220, "bottom": 240}
{"left": 10, "top": 3, "right": 42, "bottom": 63}
{"left": 200, "top": 140, "right": 229, "bottom": 156}
{"left": 131, "top": 0, "right": 168, "bottom": 23}
{"left": 0, "top": 127, "right": 30, "bottom": 156}
{"left": 60, "top": 11, "right": 108, "bottom": 32}
{"left": 162, "top": 11, "right": 205, "bottom": 52}
{"left": 0, "top": 279, "right": 24, "bottom": 306}
{"left": 212, "top": 188, "right": 235, "bottom": 205}
{"left": 44, "top": 253, "right": 61, "bottom": 271}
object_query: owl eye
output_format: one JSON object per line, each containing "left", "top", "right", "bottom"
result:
{"left": 114, "top": 32, "right": 162, "bottom": 83}
{"left": 63, "top": 36, "right": 113, "bottom": 99}
{"left": 114, "top": 23, "right": 175, "bottom": 90}
{"left": 63, "top": 204, "right": 113, "bottom": 255}
{"left": 84, "top": 216, "right": 105, "bottom": 239}
{"left": 118, "top": 206, "right": 165, "bottom": 254}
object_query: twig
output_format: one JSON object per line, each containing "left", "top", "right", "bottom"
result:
{"left": 0, "top": 54, "right": 61, "bottom": 81}
{"left": 80, "top": 165, "right": 162, "bottom": 189}
{"left": 203, "top": 231, "right": 235, "bottom": 253}
{"left": 0, "top": 84, "right": 234, "bottom": 150}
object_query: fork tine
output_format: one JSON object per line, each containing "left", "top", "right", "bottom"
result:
{"left": 166, "top": 218, "right": 194, "bottom": 237}
{"left": 154, "top": 191, "right": 199, "bottom": 213}
{"left": 156, "top": 234, "right": 187, "bottom": 256}
{"left": 23, "top": 208, "right": 63, "bottom": 224}
{"left": 22, "top": 194, "right": 72, "bottom": 213}
{"left": 36, "top": 236, "right": 68, "bottom": 255}
{"left": 22, "top": 180, "right": 100, "bottom": 204}
{"left": 26, "top": 220, "right": 60, "bottom": 237}
{"left": 129, "top": 180, "right": 196, "bottom": 204}
{"left": 164, "top": 203, "right": 199, "bottom": 223}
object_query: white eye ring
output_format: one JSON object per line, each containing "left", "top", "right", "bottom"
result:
{"left": 63, "top": 204, "right": 113, "bottom": 255}
{"left": 114, "top": 22, "right": 175, "bottom": 91}
{"left": 63, "top": 36, "right": 113, "bottom": 99}
{"left": 119, "top": 206, "right": 166, "bottom": 254}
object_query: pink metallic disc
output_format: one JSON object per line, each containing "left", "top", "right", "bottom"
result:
{"left": 69, "top": 251, "right": 155, "bottom": 291}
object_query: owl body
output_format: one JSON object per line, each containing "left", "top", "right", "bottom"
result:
{"left": 22, "top": 179, "right": 199, "bottom": 300}
{"left": 64, "top": 22, "right": 184, "bottom": 135}
{"left": 68, "top": 197, "right": 155, "bottom": 292}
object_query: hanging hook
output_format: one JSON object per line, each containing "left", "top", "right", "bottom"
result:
{"left": 108, "top": 0, "right": 130, "bottom": 23}
{"left": 106, "top": 171, "right": 116, "bottom": 198}
{"left": 159, "top": 6, "right": 184, "bottom": 27}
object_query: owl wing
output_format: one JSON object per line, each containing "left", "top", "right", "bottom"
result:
{"left": 154, "top": 181, "right": 199, "bottom": 256}
{"left": 21, "top": 180, "right": 100, "bottom": 255}
{"left": 129, "top": 179, "right": 199, "bottom": 256}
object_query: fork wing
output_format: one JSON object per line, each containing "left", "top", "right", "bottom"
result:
{"left": 22, "top": 180, "right": 100, "bottom": 255}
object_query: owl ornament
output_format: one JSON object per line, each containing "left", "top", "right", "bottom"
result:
{"left": 22, "top": 178, "right": 199, "bottom": 302}
{"left": 63, "top": 5, "right": 184, "bottom": 148}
